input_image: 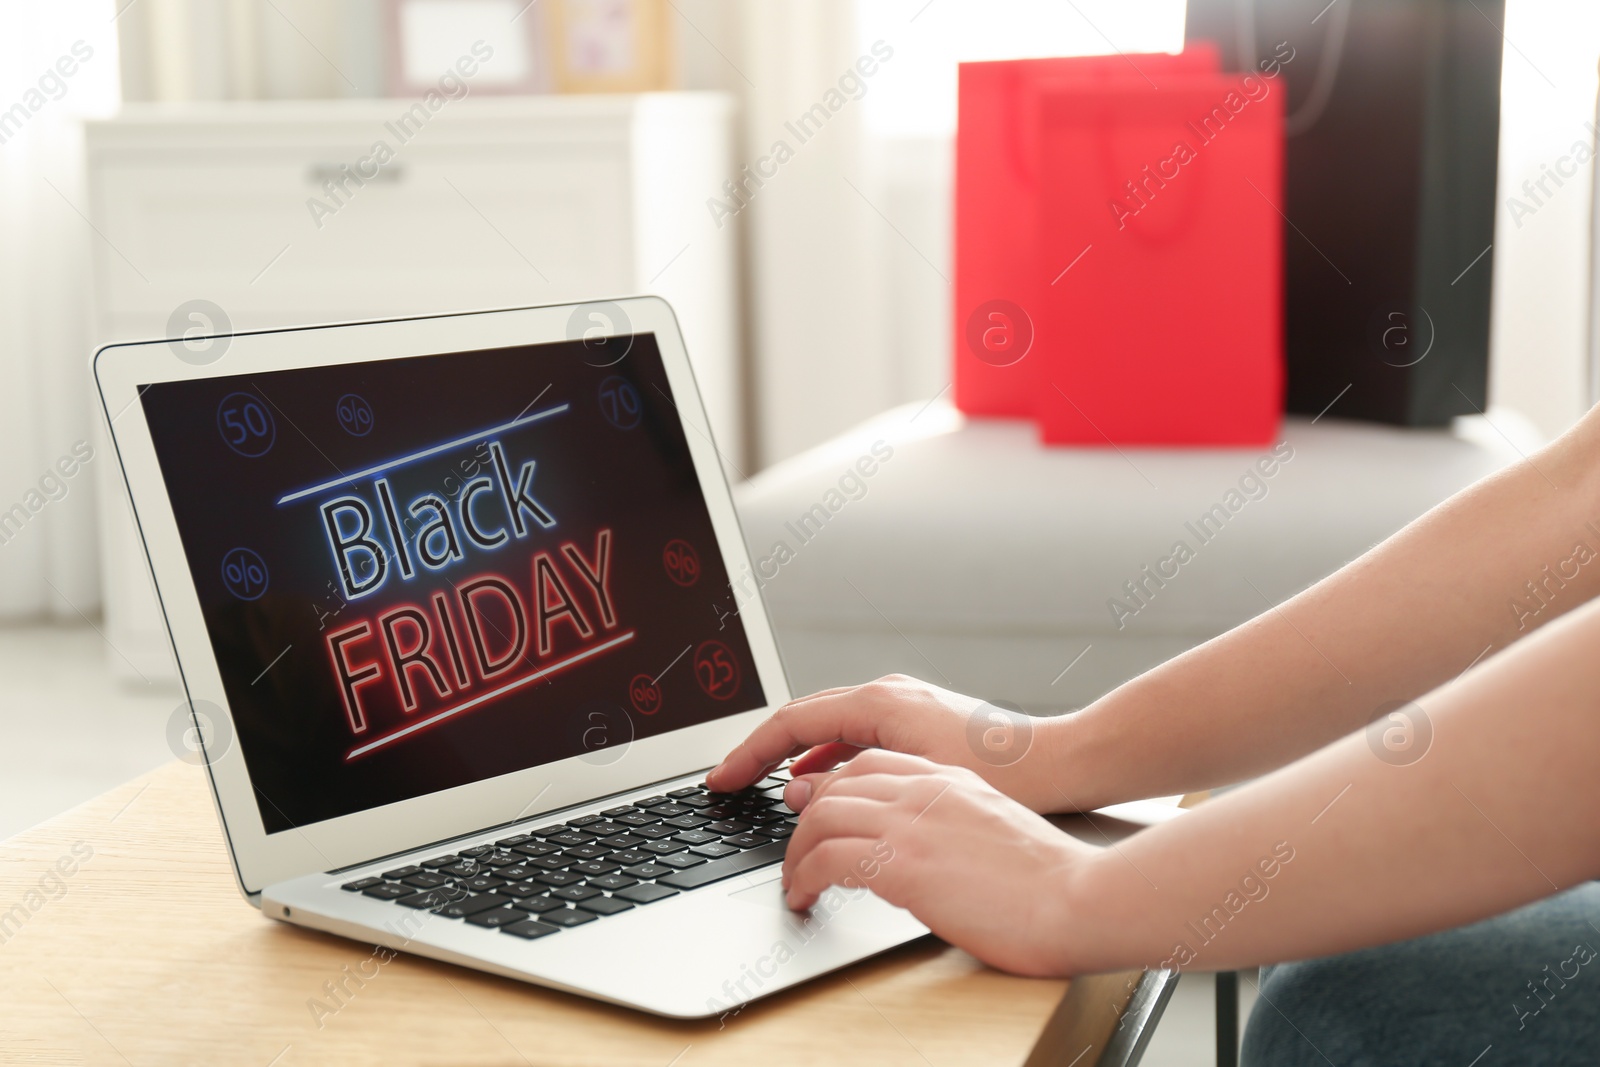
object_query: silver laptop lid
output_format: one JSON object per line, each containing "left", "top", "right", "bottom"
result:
{"left": 96, "top": 298, "right": 789, "bottom": 894}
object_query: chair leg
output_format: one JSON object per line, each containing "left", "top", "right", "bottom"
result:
{"left": 1215, "top": 970, "right": 1239, "bottom": 1067}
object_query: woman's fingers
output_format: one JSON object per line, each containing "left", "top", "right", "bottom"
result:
{"left": 784, "top": 837, "right": 897, "bottom": 911}
{"left": 707, "top": 686, "right": 897, "bottom": 790}
{"left": 783, "top": 765, "right": 951, "bottom": 890}
{"left": 781, "top": 794, "right": 896, "bottom": 887}
{"left": 788, "top": 741, "right": 863, "bottom": 779}
{"left": 785, "top": 765, "right": 928, "bottom": 813}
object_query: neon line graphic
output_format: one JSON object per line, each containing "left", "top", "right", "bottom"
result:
{"left": 277, "top": 403, "right": 570, "bottom": 505}
{"left": 343, "top": 629, "right": 635, "bottom": 761}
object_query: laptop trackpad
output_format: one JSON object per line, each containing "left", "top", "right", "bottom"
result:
{"left": 726, "top": 871, "right": 787, "bottom": 909}
{"left": 725, "top": 871, "right": 891, "bottom": 931}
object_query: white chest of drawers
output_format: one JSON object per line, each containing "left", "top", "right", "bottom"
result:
{"left": 86, "top": 93, "right": 739, "bottom": 682}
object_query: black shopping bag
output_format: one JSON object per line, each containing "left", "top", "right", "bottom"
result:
{"left": 1186, "top": 0, "right": 1504, "bottom": 426}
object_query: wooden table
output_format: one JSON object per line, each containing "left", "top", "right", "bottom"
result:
{"left": 0, "top": 761, "right": 1163, "bottom": 1066}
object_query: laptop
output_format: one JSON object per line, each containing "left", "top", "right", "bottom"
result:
{"left": 94, "top": 296, "right": 929, "bottom": 1018}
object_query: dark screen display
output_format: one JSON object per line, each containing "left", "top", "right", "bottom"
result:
{"left": 139, "top": 333, "right": 762, "bottom": 834}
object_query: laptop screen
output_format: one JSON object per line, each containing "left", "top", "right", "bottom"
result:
{"left": 139, "top": 332, "right": 765, "bottom": 834}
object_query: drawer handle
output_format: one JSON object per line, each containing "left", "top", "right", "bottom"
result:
{"left": 307, "top": 162, "right": 406, "bottom": 187}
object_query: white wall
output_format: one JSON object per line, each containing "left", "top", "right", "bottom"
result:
{"left": 1488, "top": 0, "right": 1600, "bottom": 439}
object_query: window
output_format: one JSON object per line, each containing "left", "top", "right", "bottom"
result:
{"left": 855, "top": 0, "right": 1188, "bottom": 137}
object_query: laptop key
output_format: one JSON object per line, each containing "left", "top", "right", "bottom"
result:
{"left": 496, "top": 833, "right": 535, "bottom": 848}
{"left": 567, "top": 814, "right": 604, "bottom": 828}
{"left": 587, "top": 874, "right": 637, "bottom": 891}
{"left": 658, "top": 841, "right": 789, "bottom": 890}
{"left": 615, "top": 883, "right": 679, "bottom": 905}
{"left": 361, "top": 883, "right": 417, "bottom": 901}
{"left": 640, "top": 840, "right": 688, "bottom": 855}
{"left": 655, "top": 853, "right": 707, "bottom": 870}
{"left": 395, "top": 889, "right": 460, "bottom": 910}
{"left": 634, "top": 795, "right": 669, "bottom": 807}
{"left": 598, "top": 833, "right": 645, "bottom": 849}
{"left": 583, "top": 821, "right": 629, "bottom": 837}
{"left": 458, "top": 845, "right": 494, "bottom": 859}
{"left": 663, "top": 814, "right": 710, "bottom": 830}
{"left": 705, "top": 820, "right": 749, "bottom": 835}
{"left": 421, "top": 854, "right": 458, "bottom": 869}
{"left": 677, "top": 795, "right": 715, "bottom": 809}
{"left": 615, "top": 812, "right": 661, "bottom": 828}
{"left": 534, "top": 870, "right": 584, "bottom": 887}
{"left": 342, "top": 877, "right": 384, "bottom": 892}
{"left": 667, "top": 787, "right": 702, "bottom": 798}
{"left": 690, "top": 842, "right": 740, "bottom": 859}
{"left": 754, "top": 777, "right": 787, "bottom": 790}
{"left": 622, "top": 862, "right": 674, "bottom": 879}
{"left": 546, "top": 831, "right": 596, "bottom": 847}
{"left": 542, "top": 907, "right": 599, "bottom": 928}
{"left": 496, "top": 882, "right": 542, "bottom": 898}
{"left": 551, "top": 885, "right": 602, "bottom": 902}
{"left": 673, "top": 830, "right": 720, "bottom": 845}
{"left": 531, "top": 824, "right": 569, "bottom": 838}
{"left": 441, "top": 861, "right": 481, "bottom": 878}
{"left": 512, "top": 895, "right": 564, "bottom": 914}
{"left": 646, "top": 803, "right": 692, "bottom": 817}
{"left": 562, "top": 845, "right": 611, "bottom": 861}
{"left": 401, "top": 872, "right": 452, "bottom": 889}
{"left": 497, "top": 866, "right": 537, "bottom": 881}
{"left": 759, "top": 824, "right": 794, "bottom": 839}
{"left": 571, "top": 860, "right": 620, "bottom": 877}
{"left": 438, "top": 893, "right": 511, "bottom": 918}
{"left": 502, "top": 919, "right": 561, "bottom": 940}
{"left": 723, "top": 834, "right": 768, "bottom": 849}
{"left": 608, "top": 849, "right": 650, "bottom": 865}
{"left": 382, "top": 865, "right": 423, "bottom": 880}
{"left": 461, "top": 875, "right": 506, "bottom": 893}
{"left": 601, "top": 805, "right": 638, "bottom": 818}
{"left": 631, "top": 824, "right": 677, "bottom": 840}
{"left": 511, "top": 842, "right": 561, "bottom": 859}
{"left": 466, "top": 906, "right": 524, "bottom": 928}
{"left": 578, "top": 896, "right": 633, "bottom": 916}
{"left": 524, "top": 855, "right": 569, "bottom": 872}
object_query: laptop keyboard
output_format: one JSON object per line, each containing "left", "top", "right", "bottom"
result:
{"left": 339, "top": 775, "right": 796, "bottom": 941}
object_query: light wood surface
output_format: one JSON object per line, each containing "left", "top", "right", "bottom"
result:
{"left": 0, "top": 761, "right": 1108, "bottom": 1066}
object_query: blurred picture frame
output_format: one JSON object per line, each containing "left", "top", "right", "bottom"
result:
{"left": 382, "top": 0, "right": 553, "bottom": 96}
{"left": 548, "top": 0, "right": 674, "bottom": 93}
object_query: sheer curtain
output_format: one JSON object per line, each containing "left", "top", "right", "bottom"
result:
{"left": 0, "top": 1, "right": 120, "bottom": 619}
{"left": 733, "top": 0, "right": 894, "bottom": 467}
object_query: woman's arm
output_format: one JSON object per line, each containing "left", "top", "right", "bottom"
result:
{"left": 1058, "top": 585, "right": 1600, "bottom": 973}
{"left": 1054, "top": 403, "right": 1600, "bottom": 809}
{"left": 778, "top": 592, "right": 1600, "bottom": 976}
{"left": 712, "top": 404, "right": 1600, "bottom": 812}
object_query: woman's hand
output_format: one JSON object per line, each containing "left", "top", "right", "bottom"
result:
{"left": 779, "top": 750, "right": 1098, "bottom": 976}
{"left": 705, "top": 675, "right": 1074, "bottom": 812}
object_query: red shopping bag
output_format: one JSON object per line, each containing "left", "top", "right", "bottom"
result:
{"left": 1031, "top": 74, "right": 1283, "bottom": 445}
{"left": 953, "top": 48, "right": 1220, "bottom": 418}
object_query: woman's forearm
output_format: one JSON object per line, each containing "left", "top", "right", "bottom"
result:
{"left": 1043, "top": 406, "right": 1600, "bottom": 810}
{"left": 1055, "top": 590, "right": 1600, "bottom": 974}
